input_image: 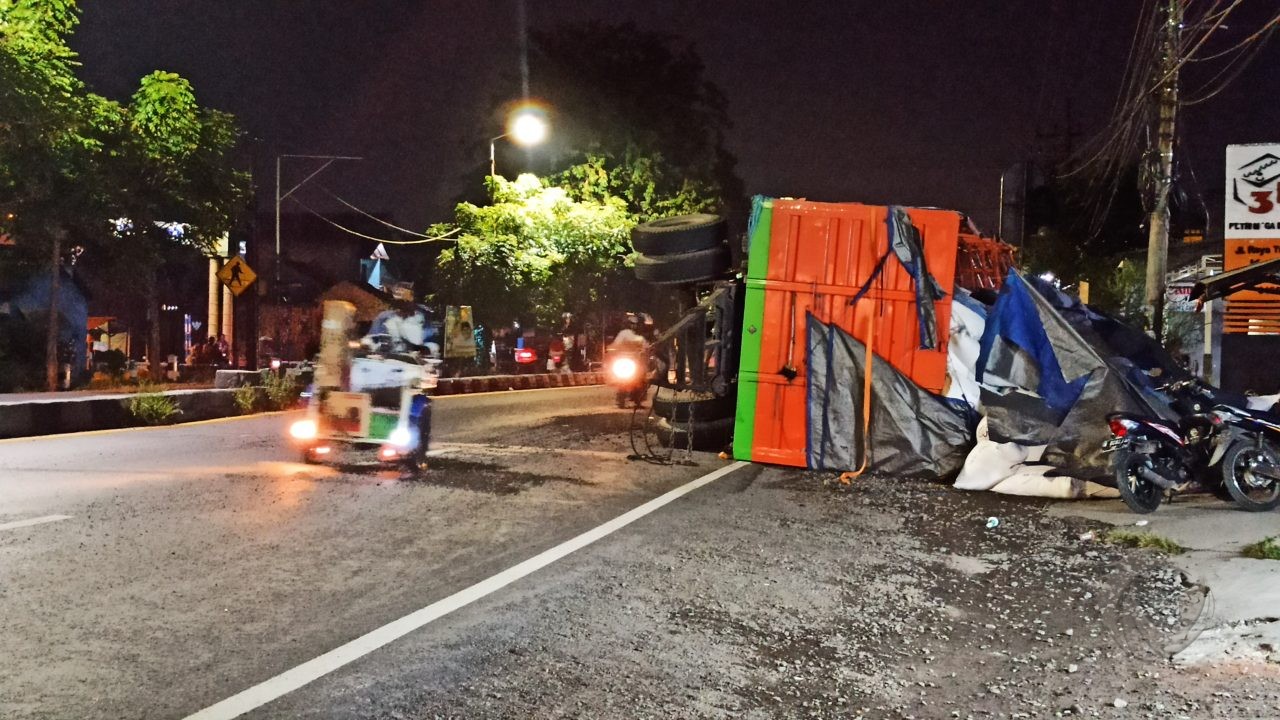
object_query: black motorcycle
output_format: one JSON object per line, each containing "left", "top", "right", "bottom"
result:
{"left": 1212, "top": 404, "right": 1280, "bottom": 512}
{"left": 1105, "top": 380, "right": 1223, "bottom": 514}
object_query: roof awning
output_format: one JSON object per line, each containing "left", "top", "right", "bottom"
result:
{"left": 1190, "top": 256, "right": 1280, "bottom": 303}
{"left": 87, "top": 316, "right": 117, "bottom": 329}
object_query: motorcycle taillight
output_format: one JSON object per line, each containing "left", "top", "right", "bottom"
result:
{"left": 1108, "top": 418, "right": 1129, "bottom": 438}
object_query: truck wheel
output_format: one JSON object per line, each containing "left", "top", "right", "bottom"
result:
{"left": 652, "top": 388, "right": 736, "bottom": 422}
{"left": 631, "top": 214, "right": 724, "bottom": 255}
{"left": 634, "top": 246, "right": 731, "bottom": 285}
{"left": 655, "top": 416, "right": 734, "bottom": 452}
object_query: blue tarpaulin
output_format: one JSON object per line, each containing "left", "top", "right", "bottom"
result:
{"left": 976, "top": 271, "right": 1088, "bottom": 413}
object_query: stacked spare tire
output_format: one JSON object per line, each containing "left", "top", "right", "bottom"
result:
{"left": 630, "top": 214, "right": 738, "bottom": 453}
{"left": 632, "top": 214, "right": 733, "bottom": 285}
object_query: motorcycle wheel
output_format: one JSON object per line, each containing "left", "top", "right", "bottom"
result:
{"left": 1114, "top": 450, "right": 1164, "bottom": 514}
{"left": 1221, "top": 441, "right": 1280, "bottom": 512}
{"left": 400, "top": 449, "right": 428, "bottom": 478}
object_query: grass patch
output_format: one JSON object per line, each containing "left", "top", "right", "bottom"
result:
{"left": 1104, "top": 529, "right": 1186, "bottom": 555}
{"left": 1242, "top": 537, "right": 1280, "bottom": 560}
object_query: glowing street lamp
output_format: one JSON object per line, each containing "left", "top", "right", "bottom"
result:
{"left": 490, "top": 107, "right": 549, "bottom": 177}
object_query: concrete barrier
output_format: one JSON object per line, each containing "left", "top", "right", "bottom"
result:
{"left": 214, "top": 370, "right": 261, "bottom": 389}
{"left": 0, "top": 388, "right": 238, "bottom": 438}
{"left": 0, "top": 373, "right": 605, "bottom": 439}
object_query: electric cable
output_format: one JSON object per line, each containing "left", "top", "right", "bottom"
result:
{"left": 316, "top": 185, "right": 442, "bottom": 239}
{"left": 1188, "top": 9, "right": 1280, "bottom": 63}
{"left": 1182, "top": 17, "right": 1280, "bottom": 104}
{"left": 286, "top": 194, "right": 460, "bottom": 245}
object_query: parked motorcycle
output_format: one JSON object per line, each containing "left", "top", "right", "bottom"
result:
{"left": 606, "top": 350, "right": 649, "bottom": 409}
{"left": 1212, "top": 404, "right": 1280, "bottom": 512}
{"left": 1105, "top": 380, "right": 1224, "bottom": 514}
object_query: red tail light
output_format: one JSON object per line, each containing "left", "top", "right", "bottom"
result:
{"left": 1108, "top": 418, "right": 1129, "bottom": 438}
{"left": 515, "top": 349, "right": 536, "bottom": 363}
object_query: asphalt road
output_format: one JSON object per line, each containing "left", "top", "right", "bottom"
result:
{"left": 7, "top": 386, "right": 1279, "bottom": 719}
{"left": 0, "top": 386, "right": 721, "bottom": 719}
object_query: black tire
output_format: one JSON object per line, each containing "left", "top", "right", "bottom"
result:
{"left": 652, "top": 388, "right": 736, "bottom": 422}
{"left": 301, "top": 448, "right": 319, "bottom": 465}
{"left": 401, "top": 454, "right": 426, "bottom": 477}
{"left": 655, "top": 416, "right": 734, "bottom": 452}
{"left": 1114, "top": 450, "right": 1164, "bottom": 514}
{"left": 1221, "top": 441, "right": 1280, "bottom": 512}
{"left": 631, "top": 214, "right": 724, "bottom": 255}
{"left": 634, "top": 246, "right": 731, "bottom": 285}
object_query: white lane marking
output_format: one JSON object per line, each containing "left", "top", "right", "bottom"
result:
{"left": 431, "top": 442, "right": 623, "bottom": 461}
{"left": 0, "top": 514, "right": 72, "bottom": 531}
{"left": 184, "top": 461, "right": 749, "bottom": 720}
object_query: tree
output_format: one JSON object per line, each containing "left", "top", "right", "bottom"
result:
{"left": 431, "top": 173, "right": 635, "bottom": 328}
{"left": 1020, "top": 164, "right": 1148, "bottom": 286}
{"left": 1, "top": 3, "right": 250, "bottom": 385}
{"left": 105, "top": 71, "right": 250, "bottom": 378}
{"left": 527, "top": 22, "right": 744, "bottom": 223}
{"left": 550, "top": 152, "right": 718, "bottom": 223}
{"left": 0, "top": 0, "right": 124, "bottom": 389}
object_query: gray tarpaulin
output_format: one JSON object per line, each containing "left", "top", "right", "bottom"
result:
{"left": 979, "top": 272, "right": 1153, "bottom": 480}
{"left": 806, "top": 315, "right": 971, "bottom": 479}
{"left": 887, "top": 206, "right": 947, "bottom": 349}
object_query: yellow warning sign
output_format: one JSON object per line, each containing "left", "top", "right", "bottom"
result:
{"left": 217, "top": 255, "right": 257, "bottom": 296}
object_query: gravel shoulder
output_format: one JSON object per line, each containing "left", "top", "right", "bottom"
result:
{"left": 265, "top": 465, "right": 1280, "bottom": 719}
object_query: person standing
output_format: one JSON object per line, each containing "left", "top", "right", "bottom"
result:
{"left": 216, "top": 334, "right": 230, "bottom": 365}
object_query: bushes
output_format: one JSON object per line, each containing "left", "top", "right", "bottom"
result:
{"left": 233, "top": 383, "right": 261, "bottom": 414}
{"left": 230, "top": 372, "right": 298, "bottom": 415}
{"left": 261, "top": 371, "right": 300, "bottom": 410}
{"left": 127, "top": 382, "right": 181, "bottom": 425}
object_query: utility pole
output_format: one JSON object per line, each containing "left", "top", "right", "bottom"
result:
{"left": 273, "top": 154, "right": 362, "bottom": 301}
{"left": 1143, "top": 0, "right": 1182, "bottom": 339}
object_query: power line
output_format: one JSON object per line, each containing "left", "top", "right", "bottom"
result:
{"left": 316, "top": 185, "right": 439, "bottom": 239}
{"left": 1189, "top": 8, "right": 1280, "bottom": 62}
{"left": 286, "top": 195, "right": 460, "bottom": 245}
{"left": 1065, "top": 0, "right": 1261, "bottom": 182}
{"left": 1182, "top": 12, "right": 1280, "bottom": 104}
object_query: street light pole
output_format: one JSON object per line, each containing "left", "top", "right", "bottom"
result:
{"left": 489, "top": 134, "right": 508, "bottom": 178}
{"left": 489, "top": 110, "right": 548, "bottom": 178}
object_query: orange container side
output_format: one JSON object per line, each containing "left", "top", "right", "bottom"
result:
{"left": 745, "top": 201, "right": 961, "bottom": 468}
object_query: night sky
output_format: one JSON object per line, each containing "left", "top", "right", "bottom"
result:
{"left": 70, "top": 1, "right": 1280, "bottom": 237}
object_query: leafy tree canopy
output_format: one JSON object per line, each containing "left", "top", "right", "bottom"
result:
{"left": 551, "top": 152, "right": 717, "bottom": 223}
{"left": 431, "top": 173, "right": 636, "bottom": 327}
{"left": 1, "top": 0, "right": 250, "bottom": 382}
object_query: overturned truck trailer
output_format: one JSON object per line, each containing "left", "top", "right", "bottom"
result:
{"left": 635, "top": 198, "right": 1183, "bottom": 495}
{"left": 730, "top": 197, "right": 1010, "bottom": 477}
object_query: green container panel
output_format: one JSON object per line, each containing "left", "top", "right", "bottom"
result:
{"left": 368, "top": 411, "right": 399, "bottom": 441}
{"left": 733, "top": 198, "right": 773, "bottom": 461}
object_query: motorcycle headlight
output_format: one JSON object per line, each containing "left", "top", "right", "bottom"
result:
{"left": 389, "top": 427, "right": 412, "bottom": 447}
{"left": 289, "top": 419, "right": 317, "bottom": 440}
{"left": 610, "top": 357, "right": 638, "bottom": 381}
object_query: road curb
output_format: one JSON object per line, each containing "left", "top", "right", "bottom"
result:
{"left": 0, "top": 373, "right": 604, "bottom": 439}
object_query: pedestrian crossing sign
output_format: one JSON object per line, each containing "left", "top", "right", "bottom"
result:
{"left": 217, "top": 255, "right": 257, "bottom": 296}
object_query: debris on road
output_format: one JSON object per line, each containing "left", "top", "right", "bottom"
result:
{"left": 369, "top": 469, "right": 1280, "bottom": 719}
